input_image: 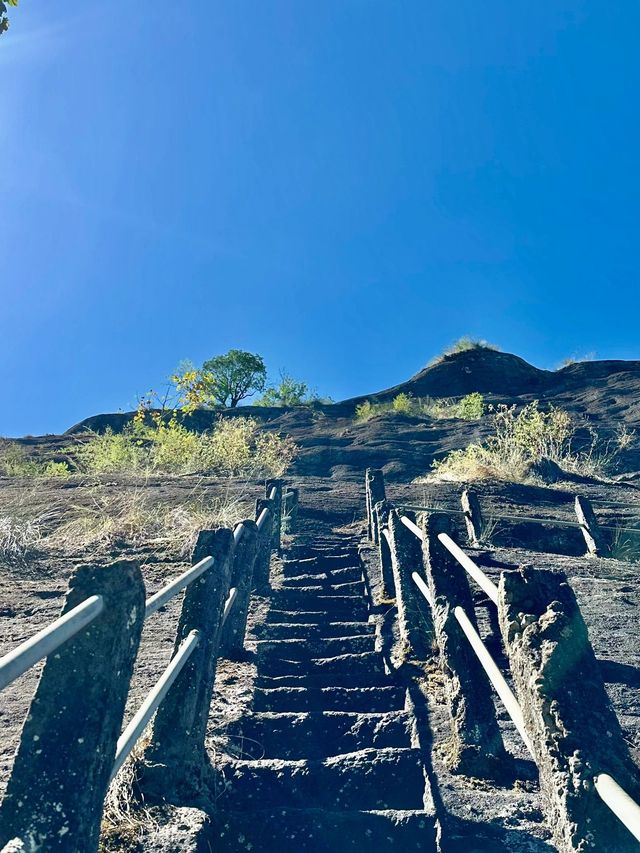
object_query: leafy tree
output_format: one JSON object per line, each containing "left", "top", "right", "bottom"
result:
{"left": 171, "top": 350, "right": 266, "bottom": 410}
{"left": 202, "top": 350, "right": 266, "bottom": 407}
{"left": 1, "top": 0, "right": 18, "bottom": 35}
{"left": 258, "top": 373, "right": 311, "bottom": 407}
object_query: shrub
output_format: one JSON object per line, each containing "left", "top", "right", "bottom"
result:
{"left": 429, "top": 401, "right": 614, "bottom": 483}
{"left": 355, "top": 401, "right": 377, "bottom": 421}
{"left": 72, "top": 416, "right": 296, "bottom": 479}
{"left": 430, "top": 337, "right": 500, "bottom": 365}
{"left": 423, "top": 393, "right": 485, "bottom": 421}
{"left": 391, "top": 393, "right": 415, "bottom": 414}
{"left": 257, "top": 373, "right": 313, "bottom": 407}
{"left": 457, "top": 392, "right": 485, "bottom": 420}
{"left": 0, "top": 440, "right": 71, "bottom": 478}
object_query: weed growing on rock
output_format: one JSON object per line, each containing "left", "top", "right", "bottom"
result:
{"left": 0, "top": 516, "right": 41, "bottom": 559}
{"left": 0, "top": 440, "right": 70, "bottom": 478}
{"left": 429, "top": 337, "right": 500, "bottom": 366}
{"left": 428, "top": 401, "right": 617, "bottom": 483}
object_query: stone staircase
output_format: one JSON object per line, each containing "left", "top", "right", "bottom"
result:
{"left": 215, "top": 537, "right": 437, "bottom": 851}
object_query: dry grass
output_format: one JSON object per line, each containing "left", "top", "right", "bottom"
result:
{"left": 100, "top": 735, "right": 157, "bottom": 852}
{"left": 47, "top": 485, "right": 249, "bottom": 558}
{"left": 0, "top": 515, "right": 42, "bottom": 559}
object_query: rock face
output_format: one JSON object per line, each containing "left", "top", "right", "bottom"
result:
{"left": 59, "top": 349, "right": 640, "bottom": 480}
{"left": 215, "top": 539, "right": 437, "bottom": 852}
{"left": 498, "top": 567, "right": 640, "bottom": 853}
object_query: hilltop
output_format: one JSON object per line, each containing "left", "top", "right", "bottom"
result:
{"left": 45, "top": 348, "right": 640, "bottom": 481}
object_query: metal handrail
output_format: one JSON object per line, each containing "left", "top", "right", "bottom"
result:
{"left": 399, "top": 516, "right": 499, "bottom": 605}
{"left": 256, "top": 506, "right": 270, "bottom": 531}
{"left": 438, "top": 532, "right": 499, "bottom": 605}
{"left": 110, "top": 629, "right": 200, "bottom": 782}
{"left": 145, "top": 555, "right": 215, "bottom": 618}
{"left": 110, "top": 583, "right": 238, "bottom": 782}
{"left": 594, "top": 774, "right": 640, "bottom": 843}
{"left": 401, "top": 510, "right": 640, "bottom": 842}
{"left": 0, "top": 595, "right": 104, "bottom": 693}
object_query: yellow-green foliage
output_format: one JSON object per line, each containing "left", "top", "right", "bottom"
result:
{"left": 73, "top": 416, "right": 297, "bottom": 478}
{"left": 430, "top": 401, "right": 607, "bottom": 483}
{"left": 391, "top": 393, "right": 415, "bottom": 414}
{"left": 423, "top": 393, "right": 485, "bottom": 421}
{"left": 429, "top": 337, "right": 500, "bottom": 366}
{"left": 0, "top": 440, "right": 70, "bottom": 478}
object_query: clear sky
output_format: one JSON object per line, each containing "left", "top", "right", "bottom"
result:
{"left": 2, "top": 2, "right": 639, "bottom": 436}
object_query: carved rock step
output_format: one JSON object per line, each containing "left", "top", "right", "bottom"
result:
{"left": 256, "top": 671, "right": 392, "bottom": 689}
{"left": 227, "top": 710, "right": 414, "bottom": 760}
{"left": 280, "top": 566, "right": 363, "bottom": 586}
{"left": 269, "top": 591, "right": 368, "bottom": 614}
{"left": 276, "top": 580, "right": 365, "bottom": 596}
{"left": 258, "top": 651, "right": 384, "bottom": 678}
{"left": 282, "top": 556, "right": 360, "bottom": 576}
{"left": 256, "top": 635, "right": 375, "bottom": 660}
{"left": 216, "top": 807, "right": 437, "bottom": 853}
{"left": 216, "top": 748, "right": 426, "bottom": 811}
{"left": 254, "top": 620, "right": 373, "bottom": 640}
{"left": 253, "top": 686, "right": 407, "bottom": 713}
{"left": 266, "top": 609, "right": 369, "bottom": 625}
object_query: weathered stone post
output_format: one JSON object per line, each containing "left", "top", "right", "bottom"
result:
{"left": 387, "top": 510, "right": 433, "bottom": 660}
{"left": 574, "top": 495, "right": 604, "bottom": 557}
{"left": 265, "top": 479, "right": 283, "bottom": 553}
{"left": 220, "top": 520, "right": 259, "bottom": 659}
{"left": 461, "top": 489, "right": 484, "bottom": 547}
{"left": 421, "top": 513, "right": 510, "bottom": 778}
{"left": 282, "top": 487, "right": 299, "bottom": 535}
{"left": 252, "top": 498, "right": 274, "bottom": 592}
{"left": 365, "top": 468, "right": 386, "bottom": 542}
{"left": 374, "top": 499, "right": 396, "bottom": 598}
{"left": 143, "top": 529, "right": 233, "bottom": 794}
{"left": 0, "top": 560, "right": 146, "bottom": 853}
{"left": 498, "top": 567, "right": 640, "bottom": 853}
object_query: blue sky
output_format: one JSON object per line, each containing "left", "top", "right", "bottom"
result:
{"left": 1, "top": 2, "right": 639, "bottom": 436}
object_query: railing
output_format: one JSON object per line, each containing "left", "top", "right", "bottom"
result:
{"left": 0, "top": 478, "right": 294, "bottom": 853}
{"left": 364, "top": 467, "right": 640, "bottom": 850}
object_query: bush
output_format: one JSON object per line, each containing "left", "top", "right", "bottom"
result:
{"left": 355, "top": 401, "right": 377, "bottom": 421}
{"left": 73, "top": 416, "right": 297, "bottom": 479}
{"left": 0, "top": 440, "right": 71, "bottom": 478}
{"left": 423, "top": 393, "right": 485, "bottom": 421}
{"left": 429, "top": 337, "right": 500, "bottom": 366}
{"left": 391, "top": 393, "right": 415, "bottom": 414}
{"left": 429, "top": 401, "right": 614, "bottom": 483}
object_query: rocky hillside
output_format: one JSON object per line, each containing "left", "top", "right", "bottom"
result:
{"left": 50, "top": 349, "right": 640, "bottom": 482}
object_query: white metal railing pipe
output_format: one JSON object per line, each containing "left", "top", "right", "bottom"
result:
{"left": 256, "top": 506, "right": 270, "bottom": 532}
{"left": 381, "top": 527, "right": 392, "bottom": 546}
{"left": 400, "top": 515, "right": 424, "bottom": 541}
{"left": 438, "top": 532, "right": 499, "bottom": 605}
{"left": 0, "top": 595, "right": 104, "bottom": 693}
{"left": 594, "top": 773, "right": 640, "bottom": 843}
{"left": 221, "top": 587, "right": 237, "bottom": 626}
{"left": 233, "top": 522, "right": 245, "bottom": 547}
{"left": 452, "top": 605, "right": 534, "bottom": 756}
{"left": 145, "top": 556, "right": 215, "bottom": 618}
{"left": 268, "top": 485, "right": 278, "bottom": 501}
{"left": 109, "top": 629, "right": 200, "bottom": 783}
{"left": 411, "top": 571, "right": 433, "bottom": 606}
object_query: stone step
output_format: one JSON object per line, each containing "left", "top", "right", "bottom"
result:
{"left": 253, "top": 686, "right": 407, "bottom": 713}
{"left": 269, "top": 592, "right": 368, "bottom": 614}
{"left": 282, "top": 555, "right": 360, "bottom": 576}
{"left": 276, "top": 580, "right": 365, "bottom": 596}
{"left": 216, "top": 747, "right": 426, "bottom": 811}
{"left": 256, "top": 671, "right": 391, "bottom": 689}
{"left": 267, "top": 609, "right": 370, "bottom": 625}
{"left": 280, "top": 566, "right": 363, "bottom": 586}
{"left": 215, "top": 807, "right": 437, "bottom": 852}
{"left": 227, "top": 710, "right": 414, "bottom": 760}
{"left": 256, "top": 635, "right": 375, "bottom": 660}
{"left": 254, "top": 621, "right": 373, "bottom": 640}
{"left": 258, "top": 651, "right": 384, "bottom": 678}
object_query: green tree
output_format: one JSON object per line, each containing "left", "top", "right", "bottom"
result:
{"left": 201, "top": 350, "right": 266, "bottom": 407}
{"left": 258, "top": 373, "right": 311, "bottom": 407}
{"left": 1, "top": 0, "right": 18, "bottom": 35}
